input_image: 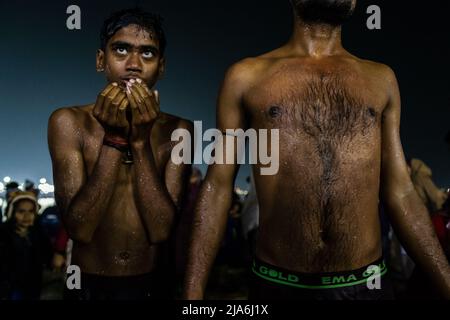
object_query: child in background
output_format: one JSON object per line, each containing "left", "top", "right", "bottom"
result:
{"left": 0, "top": 192, "right": 52, "bottom": 300}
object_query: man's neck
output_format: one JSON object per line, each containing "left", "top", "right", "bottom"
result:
{"left": 288, "top": 16, "right": 345, "bottom": 58}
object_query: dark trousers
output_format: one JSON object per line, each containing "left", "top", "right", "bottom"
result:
{"left": 64, "top": 272, "right": 155, "bottom": 300}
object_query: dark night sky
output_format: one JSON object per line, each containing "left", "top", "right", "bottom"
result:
{"left": 0, "top": 0, "right": 449, "bottom": 189}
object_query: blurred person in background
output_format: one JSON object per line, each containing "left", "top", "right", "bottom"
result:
{"left": 407, "top": 197, "right": 450, "bottom": 299}
{"left": 0, "top": 192, "right": 52, "bottom": 300}
{"left": 407, "top": 158, "right": 447, "bottom": 214}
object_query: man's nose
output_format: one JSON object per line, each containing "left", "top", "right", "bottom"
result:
{"left": 126, "top": 52, "right": 142, "bottom": 73}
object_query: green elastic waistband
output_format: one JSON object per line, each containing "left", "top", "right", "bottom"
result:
{"left": 252, "top": 257, "right": 387, "bottom": 290}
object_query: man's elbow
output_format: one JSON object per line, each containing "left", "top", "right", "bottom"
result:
{"left": 61, "top": 207, "right": 95, "bottom": 245}
{"left": 382, "top": 182, "right": 416, "bottom": 206}
{"left": 148, "top": 211, "right": 176, "bottom": 244}
{"left": 66, "top": 227, "right": 93, "bottom": 245}
{"left": 148, "top": 228, "right": 171, "bottom": 244}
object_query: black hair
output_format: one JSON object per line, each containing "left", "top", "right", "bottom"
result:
{"left": 5, "top": 181, "right": 19, "bottom": 190}
{"left": 291, "top": 0, "right": 355, "bottom": 26}
{"left": 100, "top": 8, "right": 166, "bottom": 56}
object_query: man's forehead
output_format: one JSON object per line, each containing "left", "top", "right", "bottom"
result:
{"left": 110, "top": 24, "right": 158, "bottom": 46}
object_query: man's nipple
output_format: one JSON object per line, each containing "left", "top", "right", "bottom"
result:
{"left": 268, "top": 106, "right": 282, "bottom": 118}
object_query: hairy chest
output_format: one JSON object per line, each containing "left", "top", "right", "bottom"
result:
{"left": 243, "top": 67, "right": 387, "bottom": 141}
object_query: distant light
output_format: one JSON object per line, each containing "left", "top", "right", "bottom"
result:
{"left": 39, "top": 178, "right": 47, "bottom": 184}
{"left": 37, "top": 198, "right": 56, "bottom": 213}
{"left": 38, "top": 183, "right": 54, "bottom": 194}
{"left": 0, "top": 182, "right": 4, "bottom": 193}
{"left": 3, "top": 176, "right": 11, "bottom": 183}
{"left": 235, "top": 187, "right": 249, "bottom": 197}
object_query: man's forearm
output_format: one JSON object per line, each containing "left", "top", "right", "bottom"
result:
{"left": 183, "top": 181, "right": 233, "bottom": 299}
{"left": 131, "top": 142, "right": 177, "bottom": 243}
{"left": 386, "top": 190, "right": 450, "bottom": 298}
{"left": 64, "top": 146, "right": 122, "bottom": 243}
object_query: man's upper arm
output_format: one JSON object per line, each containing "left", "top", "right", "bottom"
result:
{"left": 165, "top": 119, "right": 194, "bottom": 209}
{"left": 165, "top": 60, "right": 250, "bottom": 203}
{"left": 380, "top": 66, "right": 415, "bottom": 202}
{"left": 48, "top": 108, "right": 86, "bottom": 214}
{"left": 206, "top": 61, "right": 250, "bottom": 186}
{"left": 216, "top": 62, "right": 249, "bottom": 132}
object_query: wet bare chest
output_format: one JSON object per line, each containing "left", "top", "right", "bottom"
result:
{"left": 244, "top": 65, "right": 387, "bottom": 139}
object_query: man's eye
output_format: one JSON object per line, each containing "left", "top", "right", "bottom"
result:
{"left": 116, "top": 47, "right": 127, "bottom": 55}
{"left": 142, "top": 51, "right": 154, "bottom": 58}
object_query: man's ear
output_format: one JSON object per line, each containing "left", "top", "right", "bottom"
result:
{"left": 158, "top": 57, "right": 166, "bottom": 80}
{"left": 96, "top": 49, "right": 105, "bottom": 72}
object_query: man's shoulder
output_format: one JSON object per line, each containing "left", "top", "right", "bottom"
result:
{"left": 225, "top": 57, "right": 262, "bottom": 80}
{"left": 230, "top": 48, "right": 283, "bottom": 68}
{"left": 220, "top": 55, "right": 274, "bottom": 95}
{"left": 48, "top": 104, "right": 93, "bottom": 127}
{"left": 342, "top": 56, "right": 399, "bottom": 99}
{"left": 350, "top": 56, "right": 396, "bottom": 80}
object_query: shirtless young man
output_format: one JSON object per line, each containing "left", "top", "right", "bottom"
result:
{"left": 184, "top": 0, "right": 450, "bottom": 299}
{"left": 48, "top": 8, "right": 192, "bottom": 300}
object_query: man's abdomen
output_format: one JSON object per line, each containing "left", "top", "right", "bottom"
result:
{"left": 72, "top": 187, "right": 157, "bottom": 277}
{"left": 254, "top": 135, "right": 383, "bottom": 273}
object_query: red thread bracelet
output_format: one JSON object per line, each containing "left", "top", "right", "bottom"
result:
{"left": 103, "top": 135, "right": 129, "bottom": 152}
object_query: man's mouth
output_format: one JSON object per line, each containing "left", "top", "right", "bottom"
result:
{"left": 121, "top": 76, "right": 142, "bottom": 82}
{"left": 120, "top": 77, "right": 142, "bottom": 88}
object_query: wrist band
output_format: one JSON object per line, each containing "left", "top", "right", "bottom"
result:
{"left": 103, "top": 135, "right": 129, "bottom": 152}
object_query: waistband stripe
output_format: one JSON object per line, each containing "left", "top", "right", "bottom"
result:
{"left": 252, "top": 258, "right": 388, "bottom": 290}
